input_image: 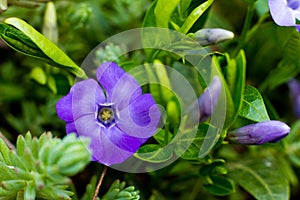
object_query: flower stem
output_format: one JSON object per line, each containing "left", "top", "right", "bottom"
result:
{"left": 233, "top": 3, "right": 254, "bottom": 56}
{"left": 92, "top": 166, "right": 108, "bottom": 200}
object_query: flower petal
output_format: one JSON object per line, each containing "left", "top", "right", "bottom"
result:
{"left": 227, "top": 120, "right": 290, "bottom": 145}
{"left": 90, "top": 132, "right": 136, "bottom": 166}
{"left": 96, "top": 62, "right": 141, "bottom": 109}
{"left": 66, "top": 122, "right": 77, "bottom": 134}
{"left": 106, "top": 126, "right": 147, "bottom": 152}
{"left": 73, "top": 115, "right": 136, "bottom": 165}
{"left": 56, "top": 92, "right": 73, "bottom": 122}
{"left": 117, "top": 94, "right": 161, "bottom": 138}
{"left": 269, "top": 0, "right": 296, "bottom": 26}
{"left": 71, "top": 79, "right": 106, "bottom": 119}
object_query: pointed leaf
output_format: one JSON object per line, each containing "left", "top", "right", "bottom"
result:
{"left": 135, "top": 144, "right": 173, "bottom": 163}
{"left": 204, "top": 176, "right": 235, "bottom": 196}
{"left": 228, "top": 158, "right": 289, "bottom": 200}
{"left": 154, "top": 0, "right": 180, "bottom": 28}
{"left": 239, "top": 85, "right": 270, "bottom": 122}
{"left": 179, "top": 0, "right": 214, "bottom": 34}
{"left": 1, "top": 18, "right": 87, "bottom": 78}
{"left": 24, "top": 181, "right": 36, "bottom": 200}
{"left": 0, "top": 139, "right": 11, "bottom": 165}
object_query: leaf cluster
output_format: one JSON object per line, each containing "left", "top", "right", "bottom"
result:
{"left": 0, "top": 132, "right": 91, "bottom": 200}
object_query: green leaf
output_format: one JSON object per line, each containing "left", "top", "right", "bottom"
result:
{"left": 260, "top": 27, "right": 300, "bottom": 90}
{"left": 0, "top": 17, "right": 87, "bottom": 78}
{"left": 221, "top": 51, "right": 246, "bottom": 128}
{"left": 24, "top": 181, "right": 36, "bottom": 200}
{"left": 199, "top": 159, "right": 226, "bottom": 177}
{"left": 0, "top": 162, "right": 16, "bottom": 180}
{"left": 142, "top": 0, "right": 157, "bottom": 27}
{"left": 204, "top": 176, "right": 235, "bottom": 196}
{"left": 179, "top": 0, "right": 214, "bottom": 34}
{"left": 181, "top": 124, "right": 220, "bottom": 160}
{"left": 154, "top": 0, "right": 180, "bottom": 28}
{"left": 285, "top": 120, "right": 300, "bottom": 167}
{"left": 153, "top": 129, "right": 173, "bottom": 145}
{"left": 16, "top": 135, "right": 26, "bottom": 159}
{"left": 227, "top": 158, "right": 289, "bottom": 200}
{"left": 134, "top": 144, "right": 173, "bottom": 163}
{"left": 239, "top": 85, "right": 270, "bottom": 122}
{"left": 1, "top": 180, "right": 27, "bottom": 191}
{"left": 0, "top": 139, "right": 11, "bottom": 165}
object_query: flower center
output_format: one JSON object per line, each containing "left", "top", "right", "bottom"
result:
{"left": 288, "top": 0, "right": 300, "bottom": 10}
{"left": 98, "top": 106, "right": 115, "bottom": 125}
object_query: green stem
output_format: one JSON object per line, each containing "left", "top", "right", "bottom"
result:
{"left": 164, "top": 122, "right": 170, "bottom": 145}
{"left": 93, "top": 166, "right": 108, "bottom": 200}
{"left": 245, "top": 12, "right": 270, "bottom": 44}
{"left": 233, "top": 4, "right": 254, "bottom": 56}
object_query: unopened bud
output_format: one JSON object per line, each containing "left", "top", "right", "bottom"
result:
{"left": 194, "top": 28, "right": 234, "bottom": 46}
{"left": 227, "top": 120, "right": 290, "bottom": 145}
{"left": 288, "top": 79, "right": 300, "bottom": 118}
{"left": 198, "top": 76, "right": 222, "bottom": 122}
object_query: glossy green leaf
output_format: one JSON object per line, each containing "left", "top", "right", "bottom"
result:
{"left": 239, "top": 85, "right": 270, "bottom": 122}
{"left": 0, "top": 17, "right": 87, "bottom": 78}
{"left": 179, "top": 0, "right": 214, "bottom": 34}
{"left": 204, "top": 176, "right": 235, "bottom": 196}
{"left": 154, "top": 0, "right": 180, "bottom": 28}
{"left": 181, "top": 124, "right": 220, "bottom": 160}
{"left": 222, "top": 51, "right": 246, "bottom": 127}
{"left": 228, "top": 158, "right": 289, "bottom": 200}
{"left": 153, "top": 129, "right": 173, "bottom": 145}
{"left": 135, "top": 144, "right": 173, "bottom": 163}
{"left": 142, "top": 0, "right": 157, "bottom": 27}
{"left": 210, "top": 56, "right": 234, "bottom": 131}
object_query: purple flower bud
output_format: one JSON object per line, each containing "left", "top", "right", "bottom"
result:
{"left": 288, "top": 79, "right": 300, "bottom": 118}
{"left": 227, "top": 120, "right": 290, "bottom": 145}
{"left": 194, "top": 28, "right": 234, "bottom": 46}
{"left": 198, "top": 76, "right": 222, "bottom": 122}
{"left": 268, "top": 0, "right": 300, "bottom": 31}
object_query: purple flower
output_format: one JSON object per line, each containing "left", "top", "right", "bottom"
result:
{"left": 268, "top": 0, "right": 300, "bottom": 30}
{"left": 288, "top": 79, "right": 300, "bottom": 118}
{"left": 198, "top": 76, "right": 222, "bottom": 122}
{"left": 227, "top": 120, "right": 290, "bottom": 145}
{"left": 56, "top": 62, "right": 161, "bottom": 166}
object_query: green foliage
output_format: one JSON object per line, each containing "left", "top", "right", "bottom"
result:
{"left": 1, "top": 0, "right": 300, "bottom": 199}
{"left": 101, "top": 180, "right": 140, "bottom": 200}
{"left": 227, "top": 158, "right": 290, "bottom": 200}
{"left": 179, "top": 0, "right": 214, "bottom": 34}
{"left": 0, "top": 17, "right": 87, "bottom": 78}
{"left": 0, "top": 132, "right": 91, "bottom": 200}
{"left": 238, "top": 85, "right": 270, "bottom": 122}
{"left": 260, "top": 27, "right": 300, "bottom": 90}
{"left": 213, "top": 51, "right": 246, "bottom": 129}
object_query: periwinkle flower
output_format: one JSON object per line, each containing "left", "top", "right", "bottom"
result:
{"left": 268, "top": 0, "right": 300, "bottom": 30}
{"left": 198, "top": 76, "right": 222, "bottom": 122}
{"left": 288, "top": 79, "right": 300, "bottom": 118}
{"left": 56, "top": 62, "right": 161, "bottom": 166}
{"left": 194, "top": 28, "right": 234, "bottom": 46}
{"left": 227, "top": 120, "right": 290, "bottom": 145}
